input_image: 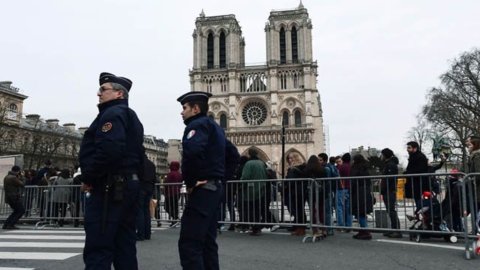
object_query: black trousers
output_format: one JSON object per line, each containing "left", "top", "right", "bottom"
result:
{"left": 179, "top": 186, "right": 221, "bottom": 270}
{"left": 5, "top": 199, "right": 25, "bottom": 228}
{"left": 382, "top": 190, "right": 400, "bottom": 229}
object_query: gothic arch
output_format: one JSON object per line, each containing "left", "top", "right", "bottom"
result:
{"left": 280, "top": 108, "right": 290, "bottom": 126}
{"left": 277, "top": 97, "right": 304, "bottom": 115}
{"left": 209, "top": 101, "right": 228, "bottom": 116}
{"left": 293, "top": 108, "right": 303, "bottom": 127}
{"left": 241, "top": 146, "right": 269, "bottom": 162}
{"left": 277, "top": 22, "right": 288, "bottom": 32}
{"left": 216, "top": 28, "right": 229, "bottom": 36}
{"left": 288, "top": 22, "right": 300, "bottom": 31}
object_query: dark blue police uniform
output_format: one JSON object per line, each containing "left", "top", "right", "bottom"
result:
{"left": 177, "top": 91, "right": 225, "bottom": 270}
{"left": 79, "top": 72, "right": 144, "bottom": 270}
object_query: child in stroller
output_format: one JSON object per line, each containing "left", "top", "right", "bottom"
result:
{"left": 408, "top": 191, "right": 458, "bottom": 243}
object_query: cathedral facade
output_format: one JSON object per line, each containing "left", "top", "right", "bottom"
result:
{"left": 189, "top": 3, "right": 325, "bottom": 170}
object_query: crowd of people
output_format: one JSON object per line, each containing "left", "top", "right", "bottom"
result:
{"left": 215, "top": 138, "right": 480, "bottom": 241}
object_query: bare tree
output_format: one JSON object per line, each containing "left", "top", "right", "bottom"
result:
{"left": 406, "top": 114, "right": 432, "bottom": 152}
{"left": 422, "top": 48, "right": 480, "bottom": 169}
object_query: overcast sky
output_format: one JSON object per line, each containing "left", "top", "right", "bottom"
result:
{"left": 2, "top": 0, "right": 479, "bottom": 166}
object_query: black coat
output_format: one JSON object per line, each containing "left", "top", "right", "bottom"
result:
{"left": 350, "top": 164, "right": 373, "bottom": 217}
{"left": 404, "top": 151, "right": 429, "bottom": 199}
{"left": 381, "top": 156, "right": 399, "bottom": 194}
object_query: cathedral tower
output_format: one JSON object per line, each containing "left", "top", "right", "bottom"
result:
{"left": 189, "top": 3, "right": 325, "bottom": 169}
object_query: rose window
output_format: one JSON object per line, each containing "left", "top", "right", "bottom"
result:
{"left": 242, "top": 102, "right": 267, "bottom": 126}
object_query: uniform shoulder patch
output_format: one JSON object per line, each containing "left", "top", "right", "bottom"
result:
{"left": 101, "top": 122, "right": 113, "bottom": 132}
{"left": 187, "top": 130, "right": 196, "bottom": 139}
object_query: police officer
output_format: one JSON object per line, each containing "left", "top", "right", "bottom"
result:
{"left": 79, "top": 72, "right": 145, "bottom": 270}
{"left": 177, "top": 91, "right": 225, "bottom": 270}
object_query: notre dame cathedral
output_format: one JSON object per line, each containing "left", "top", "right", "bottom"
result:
{"left": 189, "top": 3, "right": 325, "bottom": 169}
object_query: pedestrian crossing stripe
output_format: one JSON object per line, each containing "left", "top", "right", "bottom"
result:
{"left": 0, "top": 252, "right": 80, "bottom": 260}
{"left": 0, "top": 242, "right": 84, "bottom": 248}
{"left": 0, "top": 235, "right": 85, "bottom": 240}
{"left": 6, "top": 230, "right": 85, "bottom": 234}
{"left": 0, "top": 267, "right": 35, "bottom": 270}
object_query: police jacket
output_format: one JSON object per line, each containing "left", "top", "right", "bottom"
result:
{"left": 79, "top": 99, "right": 144, "bottom": 186}
{"left": 181, "top": 113, "right": 225, "bottom": 188}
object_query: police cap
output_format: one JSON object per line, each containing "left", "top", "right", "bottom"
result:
{"left": 177, "top": 91, "right": 212, "bottom": 105}
{"left": 99, "top": 72, "right": 133, "bottom": 92}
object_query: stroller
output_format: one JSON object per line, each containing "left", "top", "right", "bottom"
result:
{"left": 408, "top": 191, "right": 458, "bottom": 243}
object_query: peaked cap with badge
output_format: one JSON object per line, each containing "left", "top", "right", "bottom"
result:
{"left": 177, "top": 91, "right": 212, "bottom": 105}
{"left": 99, "top": 72, "right": 133, "bottom": 92}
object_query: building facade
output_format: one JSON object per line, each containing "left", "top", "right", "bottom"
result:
{"left": 0, "top": 81, "right": 169, "bottom": 173}
{"left": 189, "top": 3, "right": 325, "bottom": 169}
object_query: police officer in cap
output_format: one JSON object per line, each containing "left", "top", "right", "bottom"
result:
{"left": 79, "top": 72, "right": 145, "bottom": 269}
{"left": 177, "top": 91, "right": 225, "bottom": 270}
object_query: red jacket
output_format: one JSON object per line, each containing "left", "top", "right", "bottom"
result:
{"left": 164, "top": 161, "right": 182, "bottom": 196}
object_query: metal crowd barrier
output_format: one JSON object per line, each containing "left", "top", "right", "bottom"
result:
{"left": 0, "top": 185, "right": 84, "bottom": 228}
{"left": 1, "top": 173, "right": 478, "bottom": 259}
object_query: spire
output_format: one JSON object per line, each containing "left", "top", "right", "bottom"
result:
{"left": 298, "top": 0, "right": 304, "bottom": 9}
{"left": 200, "top": 9, "right": 205, "bottom": 17}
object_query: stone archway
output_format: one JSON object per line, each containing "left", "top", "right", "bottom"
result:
{"left": 241, "top": 146, "right": 269, "bottom": 162}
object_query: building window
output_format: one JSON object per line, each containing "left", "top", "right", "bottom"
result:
{"left": 291, "top": 26, "right": 298, "bottom": 63}
{"left": 280, "top": 73, "right": 287, "bottom": 90}
{"left": 6, "top": 103, "right": 18, "bottom": 120}
{"left": 220, "top": 113, "right": 227, "bottom": 129}
{"left": 282, "top": 111, "right": 289, "bottom": 126}
{"left": 279, "top": 27, "right": 286, "bottom": 64}
{"left": 8, "top": 103, "right": 17, "bottom": 112}
{"left": 242, "top": 101, "right": 267, "bottom": 126}
{"left": 294, "top": 110, "right": 302, "bottom": 127}
{"left": 208, "top": 113, "right": 214, "bottom": 120}
{"left": 219, "top": 31, "right": 226, "bottom": 68}
{"left": 207, "top": 32, "right": 214, "bottom": 69}
{"left": 293, "top": 74, "right": 299, "bottom": 88}
{"left": 221, "top": 78, "right": 228, "bottom": 92}
{"left": 206, "top": 78, "right": 213, "bottom": 93}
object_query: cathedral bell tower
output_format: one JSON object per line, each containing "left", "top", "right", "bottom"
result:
{"left": 189, "top": 3, "right": 325, "bottom": 168}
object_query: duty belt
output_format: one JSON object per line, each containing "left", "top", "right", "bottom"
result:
{"left": 200, "top": 179, "right": 221, "bottom": 191}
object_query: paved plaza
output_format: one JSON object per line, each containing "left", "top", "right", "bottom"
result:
{"left": 0, "top": 224, "right": 478, "bottom": 270}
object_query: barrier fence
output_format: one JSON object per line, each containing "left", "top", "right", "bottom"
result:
{"left": 0, "top": 172, "right": 479, "bottom": 259}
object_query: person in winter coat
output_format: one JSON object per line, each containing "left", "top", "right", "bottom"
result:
{"left": 305, "top": 155, "right": 327, "bottom": 237}
{"left": 240, "top": 148, "right": 267, "bottom": 236}
{"left": 404, "top": 141, "right": 429, "bottom": 210}
{"left": 286, "top": 152, "right": 308, "bottom": 236}
{"left": 164, "top": 161, "right": 182, "bottom": 226}
{"left": 350, "top": 154, "right": 374, "bottom": 240}
{"left": 51, "top": 169, "right": 73, "bottom": 226}
{"left": 220, "top": 139, "right": 240, "bottom": 231}
{"left": 3, "top": 165, "right": 25, "bottom": 229}
{"left": 380, "top": 148, "right": 401, "bottom": 238}
{"left": 467, "top": 135, "right": 480, "bottom": 233}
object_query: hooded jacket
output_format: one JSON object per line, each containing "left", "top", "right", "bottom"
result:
{"left": 164, "top": 161, "right": 182, "bottom": 196}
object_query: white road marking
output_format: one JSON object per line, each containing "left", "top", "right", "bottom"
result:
{"left": 376, "top": 239, "right": 464, "bottom": 250}
{"left": 7, "top": 230, "right": 84, "bottom": 234}
{"left": 0, "top": 267, "right": 35, "bottom": 270}
{"left": 0, "top": 252, "right": 80, "bottom": 260}
{"left": 0, "top": 242, "right": 84, "bottom": 248}
{"left": 0, "top": 235, "right": 85, "bottom": 240}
